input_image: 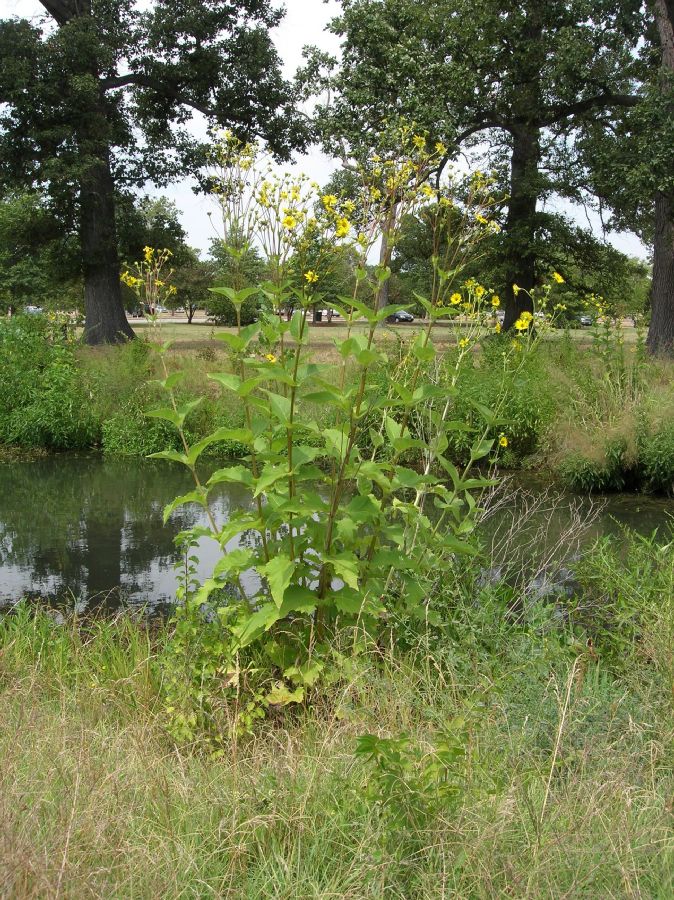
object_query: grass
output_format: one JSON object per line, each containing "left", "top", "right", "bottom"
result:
{"left": 1, "top": 531, "right": 672, "bottom": 900}
{"left": 124, "top": 318, "right": 638, "bottom": 352}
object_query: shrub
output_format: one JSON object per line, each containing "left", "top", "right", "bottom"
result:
{"left": 0, "top": 315, "right": 97, "bottom": 450}
{"left": 638, "top": 422, "right": 674, "bottom": 496}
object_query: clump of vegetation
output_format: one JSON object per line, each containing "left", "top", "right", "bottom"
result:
{"left": 0, "top": 315, "right": 97, "bottom": 450}
{"left": 1, "top": 517, "right": 671, "bottom": 897}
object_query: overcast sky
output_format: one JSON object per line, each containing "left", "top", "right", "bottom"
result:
{"left": 4, "top": 0, "right": 647, "bottom": 260}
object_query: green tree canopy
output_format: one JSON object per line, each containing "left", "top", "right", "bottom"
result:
{"left": 305, "top": 0, "right": 646, "bottom": 328}
{"left": 0, "top": 1, "right": 307, "bottom": 343}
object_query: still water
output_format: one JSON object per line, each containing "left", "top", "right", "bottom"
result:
{"left": 0, "top": 455, "right": 672, "bottom": 614}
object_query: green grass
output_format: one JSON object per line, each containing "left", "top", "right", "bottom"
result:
{"left": 1, "top": 557, "right": 672, "bottom": 899}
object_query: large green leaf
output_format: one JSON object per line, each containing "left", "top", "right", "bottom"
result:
{"left": 162, "top": 488, "right": 209, "bottom": 524}
{"left": 260, "top": 554, "right": 296, "bottom": 608}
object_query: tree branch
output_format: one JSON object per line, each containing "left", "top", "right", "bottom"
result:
{"left": 102, "top": 73, "right": 212, "bottom": 118}
{"left": 38, "top": 1, "right": 76, "bottom": 25}
{"left": 535, "top": 93, "right": 640, "bottom": 128}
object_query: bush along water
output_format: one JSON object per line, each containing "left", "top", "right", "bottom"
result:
{"left": 550, "top": 315, "right": 674, "bottom": 496}
{"left": 147, "top": 128, "right": 569, "bottom": 745}
{"left": 0, "top": 313, "right": 97, "bottom": 449}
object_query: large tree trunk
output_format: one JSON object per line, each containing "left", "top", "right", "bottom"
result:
{"left": 647, "top": 191, "right": 674, "bottom": 354}
{"left": 647, "top": 0, "right": 674, "bottom": 355}
{"left": 80, "top": 150, "right": 135, "bottom": 345}
{"left": 43, "top": 0, "right": 134, "bottom": 345}
{"left": 502, "top": 123, "right": 541, "bottom": 331}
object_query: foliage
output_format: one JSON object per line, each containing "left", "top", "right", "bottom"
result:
{"left": 0, "top": 0, "right": 306, "bottom": 342}
{"left": 0, "top": 315, "right": 96, "bottom": 449}
{"left": 303, "top": 0, "right": 647, "bottom": 326}
{"left": 0, "top": 192, "right": 81, "bottom": 313}
{"left": 153, "top": 130, "right": 516, "bottom": 741}
{"left": 206, "top": 239, "right": 267, "bottom": 325}
{"left": 0, "top": 517, "right": 672, "bottom": 895}
{"left": 171, "top": 249, "right": 218, "bottom": 323}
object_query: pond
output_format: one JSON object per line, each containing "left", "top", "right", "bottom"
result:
{"left": 0, "top": 455, "right": 672, "bottom": 615}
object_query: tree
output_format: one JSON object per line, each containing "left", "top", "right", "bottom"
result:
{"left": 648, "top": 0, "right": 674, "bottom": 353}
{"left": 389, "top": 204, "right": 651, "bottom": 323}
{"left": 171, "top": 249, "right": 217, "bottom": 324}
{"left": 306, "top": 0, "right": 645, "bottom": 328}
{"left": 117, "top": 196, "right": 192, "bottom": 269}
{"left": 207, "top": 238, "right": 267, "bottom": 325}
{"left": 0, "top": 1, "right": 306, "bottom": 344}
{"left": 0, "top": 193, "right": 81, "bottom": 314}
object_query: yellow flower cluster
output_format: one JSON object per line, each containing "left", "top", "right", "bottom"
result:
{"left": 514, "top": 311, "right": 534, "bottom": 331}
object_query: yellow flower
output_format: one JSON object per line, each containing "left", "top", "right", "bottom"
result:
{"left": 552, "top": 271, "right": 565, "bottom": 284}
{"left": 520, "top": 311, "right": 533, "bottom": 323}
{"left": 494, "top": 322, "right": 501, "bottom": 333}
{"left": 412, "top": 134, "right": 426, "bottom": 150}
{"left": 514, "top": 317, "right": 530, "bottom": 331}
{"left": 304, "top": 270, "right": 319, "bottom": 283}
{"left": 143, "top": 246, "right": 153, "bottom": 262}
{"left": 282, "top": 214, "right": 297, "bottom": 230}
{"left": 265, "top": 353, "right": 277, "bottom": 363}
{"left": 499, "top": 434, "right": 508, "bottom": 448}
{"left": 459, "top": 338, "right": 470, "bottom": 349}
{"left": 512, "top": 284, "right": 521, "bottom": 296}
{"left": 422, "top": 183, "right": 436, "bottom": 199}
{"left": 491, "top": 295, "right": 500, "bottom": 307}
{"left": 322, "top": 194, "right": 338, "bottom": 210}
{"left": 435, "top": 141, "right": 447, "bottom": 155}
{"left": 335, "top": 217, "right": 351, "bottom": 238}
{"left": 450, "top": 292, "right": 462, "bottom": 305}
{"left": 475, "top": 285, "right": 486, "bottom": 299}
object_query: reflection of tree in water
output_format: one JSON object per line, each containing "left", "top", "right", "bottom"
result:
{"left": 0, "top": 455, "right": 250, "bottom": 611}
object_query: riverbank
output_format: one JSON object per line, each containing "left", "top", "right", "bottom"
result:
{"left": 1, "top": 527, "right": 672, "bottom": 898}
{"left": 1, "top": 314, "right": 674, "bottom": 494}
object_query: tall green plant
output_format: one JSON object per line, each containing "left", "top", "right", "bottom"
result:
{"left": 151, "top": 129, "right": 528, "bottom": 741}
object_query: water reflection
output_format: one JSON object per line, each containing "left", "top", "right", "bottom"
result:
{"left": 0, "top": 455, "right": 249, "bottom": 613}
{"left": 0, "top": 456, "right": 672, "bottom": 614}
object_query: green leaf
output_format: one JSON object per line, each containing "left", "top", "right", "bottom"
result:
{"left": 323, "top": 427, "right": 350, "bottom": 461}
{"left": 234, "top": 604, "right": 280, "bottom": 648}
{"left": 253, "top": 465, "right": 289, "bottom": 497}
{"left": 331, "top": 587, "right": 366, "bottom": 615}
{"left": 376, "top": 303, "right": 412, "bottom": 322}
{"left": 260, "top": 554, "right": 296, "bottom": 608}
{"left": 262, "top": 390, "right": 292, "bottom": 424}
{"left": 163, "top": 489, "right": 208, "bottom": 523}
{"left": 368, "top": 427, "right": 384, "bottom": 449}
{"left": 208, "top": 372, "right": 242, "bottom": 392}
{"left": 470, "top": 438, "right": 495, "bottom": 461}
{"left": 153, "top": 371, "right": 186, "bottom": 391}
{"left": 284, "top": 660, "right": 324, "bottom": 687}
{"left": 411, "top": 335, "right": 437, "bottom": 362}
{"left": 278, "top": 585, "right": 317, "bottom": 617}
{"left": 148, "top": 449, "right": 189, "bottom": 466}
{"left": 208, "top": 465, "right": 254, "bottom": 488}
{"left": 384, "top": 414, "right": 408, "bottom": 445}
{"left": 208, "top": 285, "right": 259, "bottom": 306}
{"left": 289, "top": 310, "right": 308, "bottom": 343}
{"left": 145, "top": 406, "right": 181, "bottom": 429}
{"left": 324, "top": 552, "right": 360, "bottom": 590}
{"left": 213, "top": 548, "right": 255, "bottom": 578}
{"left": 266, "top": 683, "right": 304, "bottom": 706}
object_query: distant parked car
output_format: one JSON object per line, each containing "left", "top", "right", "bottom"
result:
{"left": 578, "top": 314, "right": 593, "bottom": 326}
{"left": 24, "top": 305, "right": 43, "bottom": 315}
{"left": 387, "top": 310, "right": 414, "bottom": 324}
